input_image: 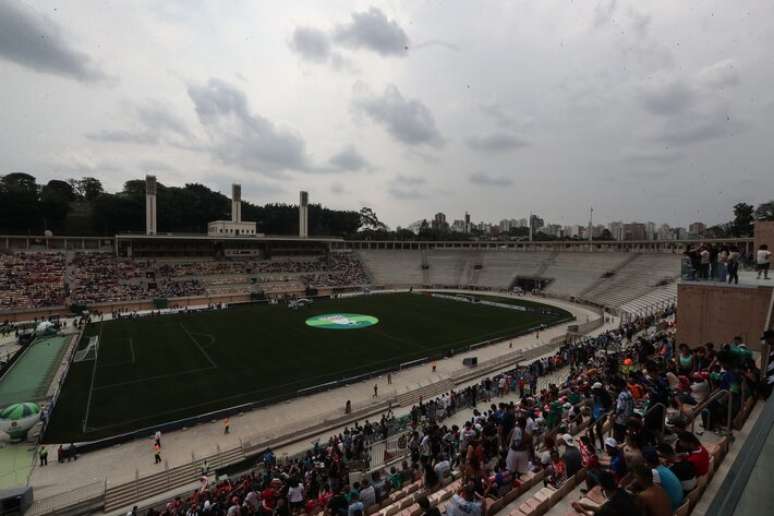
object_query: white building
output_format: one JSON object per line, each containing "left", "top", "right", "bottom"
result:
{"left": 207, "top": 184, "right": 259, "bottom": 237}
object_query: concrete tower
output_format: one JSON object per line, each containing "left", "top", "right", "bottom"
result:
{"left": 145, "top": 175, "right": 157, "bottom": 235}
{"left": 231, "top": 184, "right": 242, "bottom": 223}
{"left": 299, "top": 191, "right": 309, "bottom": 238}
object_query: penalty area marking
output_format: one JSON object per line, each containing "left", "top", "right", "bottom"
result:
{"left": 179, "top": 323, "right": 218, "bottom": 369}
{"left": 99, "top": 338, "right": 136, "bottom": 368}
{"left": 82, "top": 323, "right": 103, "bottom": 433}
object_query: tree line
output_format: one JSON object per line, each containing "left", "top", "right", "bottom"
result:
{"left": 1, "top": 172, "right": 772, "bottom": 239}
{"left": 0, "top": 173, "right": 361, "bottom": 237}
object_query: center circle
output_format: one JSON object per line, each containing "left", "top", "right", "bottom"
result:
{"left": 305, "top": 313, "right": 379, "bottom": 330}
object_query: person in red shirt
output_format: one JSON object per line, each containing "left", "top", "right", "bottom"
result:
{"left": 676, "top": 431, "right": 709, "bottom": 476}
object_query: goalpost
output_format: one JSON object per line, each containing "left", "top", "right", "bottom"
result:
{"left": 73, "top": 336, "right": 99, "bottom": 362}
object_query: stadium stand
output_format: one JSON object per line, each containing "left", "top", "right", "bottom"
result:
{"left": 357, "top": 250, "right": 680, "bottom": 312}
{"left": 541, "top": 253, "right": 632, "bottom": 299}
{"left": 358, "top": 250, "right": 425, "bottom": 286}
{"left": 475, "top": 252, "right": 553, "bottom": 289}
{"left": 0, "top": 252, "right": 65, "bottom": 309}
{"left": 579, "top": 253, "right": 681, "bottom": 308}
{"left": 0, "top": 251, "right": 370, "bottom": 312}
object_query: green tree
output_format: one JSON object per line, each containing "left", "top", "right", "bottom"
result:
{"left": 359, "top": 207, "right": 388, "bottom": 231}
{"left": 40, "top": 180, "right": 75, "bottom": 233}
{"left": 71, "top": 177, "right": 104, "bottom": 201}
{"left": 0, "top": 172, "right": 42, "bottom": 233}
{"left": 731, "top": 202, "right": 754, "bottom": 237}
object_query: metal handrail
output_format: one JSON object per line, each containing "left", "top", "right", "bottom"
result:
{"left": 688, "top": 388, "right": 733, "bottom": 437}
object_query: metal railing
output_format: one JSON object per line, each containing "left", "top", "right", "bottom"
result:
{"left": 688, "top": 388, "right": 734, "bottom": 437}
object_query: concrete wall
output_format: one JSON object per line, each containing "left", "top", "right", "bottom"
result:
{"left": 676, "top": 283, "right": 773, "bottom": 350}
{"left": 754, "top": 220, "right": 774, "bottom": 253}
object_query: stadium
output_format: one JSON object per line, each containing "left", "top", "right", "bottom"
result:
{"left": 2, "top": 2, "right": 774, "bottom": 515}
{"left": 0, "top": 176, "right": 771, "bottom": 516}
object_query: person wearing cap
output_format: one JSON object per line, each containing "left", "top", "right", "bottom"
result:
{"left": 642, "top": 446, "right": 684, "bottom": 510}
{"left": 631, "top": 464, "right": 672, "bottom": 516}
{"left": 590, "top": 382, "right": 611, "bottom": 450}
{"left": 561, "top": 433, "right": 582, "bottom": 478}
{"left": 604, "top": 437, "right": 628, "bottom": 483}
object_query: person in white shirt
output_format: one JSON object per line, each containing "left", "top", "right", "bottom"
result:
{"left": 756, "top": 244, "right": 771, "bottom": 279}
{"left": 434, "top": 455, "right": 451, "bottom": 478}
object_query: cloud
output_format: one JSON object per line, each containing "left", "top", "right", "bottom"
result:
{"left": 352, "top": 83, "right": 443, "bottom": 147}
{"left": 638, "top": 66, "right": 744, "bottom": 146}
{"left": 395, "top": 174, "right": 426, "bottom": 186}
{"left": 639, "top": 78, "right": 696, "bottom": 116}
{"left": 87, "top": 101, "right": 191, "bottom": 145}
{"left": 479, "top": 102, "right": 515, "bottom": 128}
{"left": 138, "top": 160, "right": 178, "bottom": 173}
{"left": 388, "top": 187, "right": 427, "bottom": 200}
{"left": 622, "top": 148, "right": 683, "bottom": 164}
{"left": 411, "top": 40, "right": 459, "bottom": 52}
{"left": 469, "top": 172, "right": 512, "bottom": 187}
{"left": 592, "top": 0, "right": 618, "bottom": 29}
{"left": 655, "top": 110, "right": 742, "bottom": 146}
{"left": 334, "top": 8, "right": 408, "bottom": 57}
{"left": 329, "top": 145, "right": 370, "bottom": 171}
{"left": 330, "top": 181, "right": 348, "bottom": 195}
{"left": 289, "top": 27, "right": 332, "bottom": 62}
{"left": 0, "top": 2, "right": 106, "bottom": 82}
{"left": 187, "top": 78, "right": 310, "bottom": 175}
{"left": 698, "top": 59, "right": 740, "bottom": 90}
{"left": 87, "top": 129, "right": 159, "bottom": 144}
{"left": 466, "top": 132, "right": 528, "bottom": 153}
{"left": 136, "top": 101, "right": 192, "bottom": 138}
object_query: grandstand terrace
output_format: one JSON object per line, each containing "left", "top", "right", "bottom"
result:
{"left": 0, "top": 235, "right": 757, "bottom": 322}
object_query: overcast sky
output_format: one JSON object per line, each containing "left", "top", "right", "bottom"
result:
{"left": 1, "top": 0, "right": 772, "bottom": 229}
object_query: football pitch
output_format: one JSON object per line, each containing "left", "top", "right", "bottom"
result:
{"left": 43, "top": 293, "right": 572, "bottom": 443}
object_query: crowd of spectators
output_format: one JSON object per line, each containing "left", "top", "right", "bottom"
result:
{"left": 135, "top": 304, "right": 763, "bottom": 516}
{"left": 0, "top": 252, "right": 65, "bottom": 309}
{"left": 0, "top": 251, "right": 372, "bottom": 311}
{"left": 686, "top": 242, "right": 772, "bottom": 282}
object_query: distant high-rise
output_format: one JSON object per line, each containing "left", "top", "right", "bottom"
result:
{"left": 689, "top": 222, "right": 706, "bottom": 236}
{"left": 145, "top": 175, "right": 157, "bottom": 235}
{"left": 432, "top": 212, "right": 448, "bottom": 231}
{"left": 299, "top": 191, "right": 309, "bottom": 238}
{"left": 464, "top": 212, "right": 471, "bottom": 233}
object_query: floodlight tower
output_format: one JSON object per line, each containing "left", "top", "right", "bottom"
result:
{"left": 145, "top": 175, "right": 157, "bottom": 235}
{"left": 299, "top": 191, "right": 309, "bottom": 238}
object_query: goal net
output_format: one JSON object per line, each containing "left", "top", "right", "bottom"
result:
{"left": 73, "top": 336, "right": 99, "bottom": 362}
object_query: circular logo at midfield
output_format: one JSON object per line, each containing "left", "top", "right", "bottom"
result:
{"left": 305, "top": 313, "right": 379, "bottom": 330}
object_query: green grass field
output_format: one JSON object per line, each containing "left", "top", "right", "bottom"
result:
{"left": 43, "top": 293, "right": 572, "bottom": 443}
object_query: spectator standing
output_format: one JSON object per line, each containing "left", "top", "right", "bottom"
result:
{"left": 727, "top": 247, "right": 741, "bottom": 284}
{"left": 757, "top": 244, "right": 771, "bottom": 279}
